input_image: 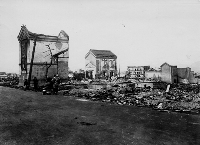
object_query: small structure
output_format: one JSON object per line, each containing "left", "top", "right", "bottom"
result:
{"left": 17, "top": 25, "right": 69, "bottom": 86}
{"left": 127, "top": 66, "right": 150, "bottom": 79}
{"left": 85, "top": 49, "right": 117, "bottom": 79}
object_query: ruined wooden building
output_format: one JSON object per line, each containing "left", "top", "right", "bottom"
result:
{"left": 17, "top": 25, "right": 69, "bottom": 86}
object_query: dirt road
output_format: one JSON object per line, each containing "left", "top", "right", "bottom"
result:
{"left": 0, "top": 86, "right": 200, "bottom": 145}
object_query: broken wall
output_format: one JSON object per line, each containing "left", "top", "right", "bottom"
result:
{"left": 171, "top": 66, "right": 178, "bottom": 83}
{"left": 19, "top": 40, "right": 69, "bottom": 86}
{"left": 188, "top": 71, "right": 198, "bottom": 84}
{"left": 161, "top": 64, "right": 172, "bottom": 83}
{"left": 177, "top": 68, "right": 197, "bottom": 84}
{"left": 28, "top": 40, "right": 69, "bottom": 64}
{"left": 58, "top": 59, "right": 68, "bottom": 79}
{"left": 18, "top": 64, "right": 57, "bottom": 86}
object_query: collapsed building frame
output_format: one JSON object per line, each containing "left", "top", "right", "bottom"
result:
{"left": 17, "top": 25, "right": 69, "bottom": 86}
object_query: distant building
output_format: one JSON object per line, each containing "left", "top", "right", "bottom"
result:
{"left": 17, "top": 25, "right": 69, "bottom": 85}
{"left": 127, "top": 66, "right": 150, "bottom": 79}
{"left": 85, "top": 49, "right": 117, "bottom": 79}
{"left": 160, "top": 62, "right": 197, "bottom": 84}
{"left": 160, "top": 63, "right": 178, "bottom": 84}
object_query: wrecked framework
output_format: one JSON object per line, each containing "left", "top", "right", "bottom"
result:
{"left": 17, "top": 25, "right": 69, "bottom": 86}
{"left": 61, "top": 82, "right": 200, "bottom": 114}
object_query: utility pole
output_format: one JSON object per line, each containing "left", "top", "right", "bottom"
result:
{"left": 27, "top": 36, "right": 37, "bottom": 88}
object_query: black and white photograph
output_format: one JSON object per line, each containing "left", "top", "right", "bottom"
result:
{"left": 0, "top": 0, "right": 200, "bottom": 144}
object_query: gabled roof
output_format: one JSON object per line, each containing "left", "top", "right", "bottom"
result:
{"left": 86, "top": 49, "right": 117, "bottom": 59}
{"left": 160, "top": 62, "right": 177, "bottom": 67}
{"left": 17, "top": 25, "right": 69, "bottom": 43}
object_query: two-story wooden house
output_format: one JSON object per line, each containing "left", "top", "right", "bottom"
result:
{"left": 85, "top": 49, "right": 117, "bottom": 79}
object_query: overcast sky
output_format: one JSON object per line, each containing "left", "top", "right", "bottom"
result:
{"left": 0, "top": 0, "right": 200, "bottom": 73}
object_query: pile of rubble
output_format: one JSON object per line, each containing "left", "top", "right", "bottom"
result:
{"left": 62, "top": 82, "right": 200, "bottom": 114}
{"left": 2, "top": 77, "right": 200, "bottom": 114}
{"left": 0, "top": 78, "right": 19, "bottom": 88}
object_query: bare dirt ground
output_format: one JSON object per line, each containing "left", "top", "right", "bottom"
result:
{"left": 0, "top": 86, "right": 200, "bottom": 145}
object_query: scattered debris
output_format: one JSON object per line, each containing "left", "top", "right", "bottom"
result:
{"left": 2, "top": 77, "right": 200, "bottom": 114}
{"left": 62, "top": 80, "right": 200, "bottom": 114}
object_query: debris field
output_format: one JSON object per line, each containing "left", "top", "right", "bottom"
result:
{"left": 1, "top": 78, "right": 200, "bottom": 114}
{"left": 61, "top": 81, "right": 200, "bottom": 114}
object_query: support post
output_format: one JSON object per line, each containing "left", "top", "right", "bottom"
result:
{"left": 85, "top": 69, "right": 86, "bottom": 79}
{"left": 57, "top": 57, "right": 58, "bottom": 74}
{"left": 27, "top": 36, "right": 37, "bottom": 88}
{"left": 45, "top": 62, "right": 48, "bottom": 79}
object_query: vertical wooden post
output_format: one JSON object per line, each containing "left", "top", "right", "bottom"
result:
{"left": 45, "top": 62, "right": 48, "bottom": 79}
{"left": 27, "top": 36, "right": 37, "bottom": 88}
{"left": 57, "top": 57, "right": 58, "bottom": 74}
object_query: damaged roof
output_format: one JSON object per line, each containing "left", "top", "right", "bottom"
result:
{"left": 17, "top": 25, "right": 69, "bottom": 43}
{"left": 86, "top": 49, "right": 117, "bottom": 59}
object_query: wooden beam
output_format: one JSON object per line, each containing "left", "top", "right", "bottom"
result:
{"left": 27, "top": 36, "right": 37, "bottom": 88}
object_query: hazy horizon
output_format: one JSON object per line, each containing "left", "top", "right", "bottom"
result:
{"left": 0, "top": 0, "right": 200, "bottom": 74}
